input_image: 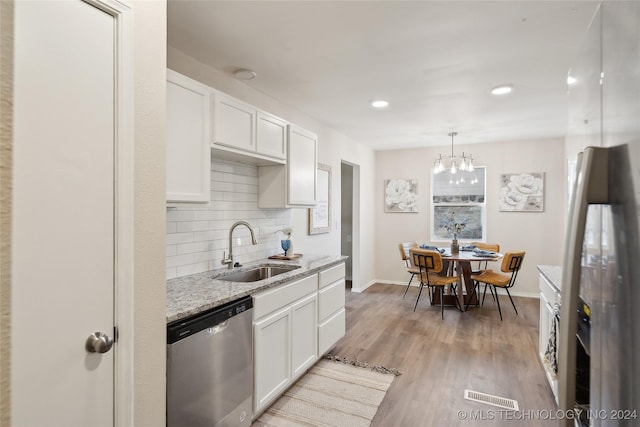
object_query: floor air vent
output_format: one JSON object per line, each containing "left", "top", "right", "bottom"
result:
{"left": 464, "top": 389, "right": 519, "bottom": 410}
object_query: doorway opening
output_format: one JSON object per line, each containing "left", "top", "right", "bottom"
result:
{"left": 341, "top": 161, "right": 359, "bottom": 289}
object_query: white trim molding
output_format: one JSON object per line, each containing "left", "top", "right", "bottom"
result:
{"left": 86, "top": 0, "right": 135, "bottom": 425}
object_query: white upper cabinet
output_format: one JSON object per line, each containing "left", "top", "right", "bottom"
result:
{"left": 256, "top": 111, "right": 287, "bottom": 160}
{"left": 258, "top": 124, "right": 317, "bottom": 208}
{"left": 212, "top": 91, "right": 255, "bottom": 153}
{"left": 166, "top": 69, "right": 211, "bottom": 203}
{"left": 287, "top": 125, "right": 317, "bottom": 205}
{"left": 212, "top": 91, "right": 287, "bottom": 163}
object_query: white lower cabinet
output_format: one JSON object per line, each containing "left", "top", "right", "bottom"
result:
{"left": 253, "top": 262, "right": 346, "bottom": 418}
{"left": 291, "top": 293, "right": 318, "bottom": 378}
{"left": 253, "top": 274, "right": 318, "bottom": 415}
{"left": 253, "top": 306, "right": 291, "bottom": 412}
{"left": 539, "top": 271, "right": 561, "bottom": 404}
{"left": 318, "top": 264, "right": 346, "bottom": 356}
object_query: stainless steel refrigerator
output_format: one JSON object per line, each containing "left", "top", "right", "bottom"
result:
{"left": 558, "top": 2, "right": 640, "bottom": 426}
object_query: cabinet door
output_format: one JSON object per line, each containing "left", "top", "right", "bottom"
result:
{"left": 291, "top": 294, "right": 318, "bottom": 379}
{"left": 213, "top": 92, "right": 255, "bottom": 152}
{"left": 166, "top": 69, "right": 211, "bottom": 203}
{"left": 318, "top": 280, "right": 345, "bottom": 321}
{"left": 256, "top": 111, "right": 287, "bottom": 159}
{"left": 318, "top": 309, "right": 346, "bottom": 356}
{"left": 254, "top": 307, "right": 291, "bottom": 414}
{"left": 287, "top": 125, "right": 317, "bottom": 206}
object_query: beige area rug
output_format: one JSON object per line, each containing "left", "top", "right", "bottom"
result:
{"left": 252, "top": 358, "right": 398, "bottom": 427}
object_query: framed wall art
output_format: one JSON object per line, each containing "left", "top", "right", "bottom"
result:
{"left": 309, "top": 163, "right": 331, "bottom": 234}
{"left": 384, "top": 178, "right": 418, "bottom": 213}
{"left": 498, "top": 172, "right": 544, "bottom": 212}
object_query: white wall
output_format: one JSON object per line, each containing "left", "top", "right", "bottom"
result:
{"left": 132, "top": 2, "right": 167, "bottom": 426}
{"left": 167, "top": 46, "right": 377, "bottom": 288}
{"left": 375, "top": 138, "right": 566, "bottom": 297}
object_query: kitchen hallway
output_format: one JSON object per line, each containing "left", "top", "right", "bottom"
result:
{"left": 331, "top": 284, "right": 557, "bottom": 426}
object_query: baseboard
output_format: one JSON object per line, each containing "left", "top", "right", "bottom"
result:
{"left": 351, "top": 279, "right": 378, "bottom": 293}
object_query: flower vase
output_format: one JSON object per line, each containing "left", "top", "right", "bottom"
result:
{"left": 451, "top": 239, "right": 459, "bottom": 254}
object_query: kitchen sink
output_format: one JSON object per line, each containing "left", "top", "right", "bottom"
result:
{"left": 216, "top": 265, "right": 300, "bottom": 282}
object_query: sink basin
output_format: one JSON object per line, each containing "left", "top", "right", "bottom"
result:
{"left": 217, "top": 265, "right": 300, "bottom": 282}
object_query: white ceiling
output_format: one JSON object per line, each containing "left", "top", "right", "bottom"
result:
{"left": 167, "top": 1, "right": 599, "bottom": 150}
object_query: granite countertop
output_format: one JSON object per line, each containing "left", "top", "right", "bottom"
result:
{"left": 537, "top": 265, "right": 562, "bottom": 294}
{"left": 167, "top": 254, "right": 348, "bottom": 323}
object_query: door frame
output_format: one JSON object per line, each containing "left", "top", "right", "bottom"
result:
{"left": 84, "top": 0, "right": 135, "bottom": 425}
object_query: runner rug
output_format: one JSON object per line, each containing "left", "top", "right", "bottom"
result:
{"left": 252, "top": 357, "right": 399, "bottom": 427}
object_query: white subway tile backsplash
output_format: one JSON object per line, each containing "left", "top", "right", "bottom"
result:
{"left": 166, "top": 245, "right": 177, "bottom": 257}
{"left": 166, "top": 159, "right": 292, "bottom": 279}
{"left": 166, "top": 232, "right": 194, "bottom": 245}
{"left": 167, "top": 253, "right": 195, "bottom": 268}
{"left": 167, "top": 210, "right": 195, "bottom": 222}
{"left": 176, "top": 262, "right": 209, "bottom": 277}
{"left": 176, "top": 241, "right": 211, "bottom": 255}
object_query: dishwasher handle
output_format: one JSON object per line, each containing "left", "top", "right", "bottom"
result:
{"left": 167, "top": 295, "right": 253, "bottom": 344}
{"left": 208, "top": 320, "right": 228, "bottom": 335}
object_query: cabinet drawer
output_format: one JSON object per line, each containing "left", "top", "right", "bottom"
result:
{"left": 318, "top": 280, "right": 345, "bottom": 321}
{"left": 254, "top": 274, "right": 318, "bottom": 319}
{"left": 539, "top": 275, "right": 560, "bottom": 306}
{"left": 319, "top": 263, "right": 345, "bottom": 289}
{"left": 318, "top": 308, "right": 345, "bottom": 355}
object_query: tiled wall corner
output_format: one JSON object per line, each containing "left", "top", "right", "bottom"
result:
{"left": 166, "top": 159, "right": 292, "bottom": 279}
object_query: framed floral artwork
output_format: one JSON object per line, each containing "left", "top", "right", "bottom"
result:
{"left": 499, "top": 172, "right": 544, "bottom": 212}
{"left": 309, "top": 163, "right": 331, "bottom": 234}
{"left": 384, "top": 178, "right": 418, "bottom": 213}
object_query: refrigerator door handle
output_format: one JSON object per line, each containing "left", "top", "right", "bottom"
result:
{"left": 558, "top": 146, "right": 609, "bottom": 424}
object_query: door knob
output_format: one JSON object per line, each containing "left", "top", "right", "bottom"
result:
{"left": 85, "top": 332, "right": 113, "bottom": 353}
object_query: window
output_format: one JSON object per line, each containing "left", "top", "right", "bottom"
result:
{"left": 431, "top": 167, "right": 486, "bottom": 242}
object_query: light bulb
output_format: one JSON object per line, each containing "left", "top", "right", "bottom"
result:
{"left": 460, "top": 158, "right": 467, "bottom": 171}
{"left": 468, "top": 159, "right": 475, "bottom": 172}
{"left": 450, "top": 161, "right": 457, "bottom": 174}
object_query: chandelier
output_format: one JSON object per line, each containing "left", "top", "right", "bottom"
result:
{"left": 433, "top": 132, "right": 475, "bottom": 175}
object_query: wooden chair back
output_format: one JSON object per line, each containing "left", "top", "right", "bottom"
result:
{"left": 410, "top": 248, "right": 444, "bottom": 278}
{"left": 471, "top": 242, "right": 500, "bottom": 270}
{"left": 471, "top": 242, "right": 500, "bottom": 252}
{"left": 399, "top": 242, "right": 418, "bottom": 268}
{"left": 500, "top": 251, "right": 526, "bottom": 288}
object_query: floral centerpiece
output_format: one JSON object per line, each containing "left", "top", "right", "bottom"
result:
{"left": 443, "top": 212, "right": 466, "bottom": 253}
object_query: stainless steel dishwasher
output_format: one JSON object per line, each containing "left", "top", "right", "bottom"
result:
{"left": 167, "top": 296, "right": 253, "bottom": 427}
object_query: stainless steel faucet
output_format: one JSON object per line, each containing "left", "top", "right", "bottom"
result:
{"left": 222, "top": 221, "right": 258, "bottom": 268}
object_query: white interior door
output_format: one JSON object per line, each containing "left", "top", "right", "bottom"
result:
{"left": 12, "top": 1, "right": 117, "bottom": 425}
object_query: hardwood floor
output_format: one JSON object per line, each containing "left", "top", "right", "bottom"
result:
{"left": 330, "top": 283, "right": 557, "bottom": 426}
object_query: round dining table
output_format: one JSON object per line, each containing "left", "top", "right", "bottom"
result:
{"left": 438, "top": 250, "right": 503, "bottom": 310}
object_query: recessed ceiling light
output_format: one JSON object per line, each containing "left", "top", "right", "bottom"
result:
{"left": 234, "top": 68, "right": 257, "bottom": 80}
{"left": 371, "top": 100, "right": 389, "bottom": 108}
{"left": 490, "top": 85, "right": 513, "bottom": 95}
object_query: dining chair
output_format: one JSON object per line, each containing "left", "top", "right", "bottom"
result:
{"left": 468, "top": 242, "right": 501, "bottom": 306}
{"left": 410, "top": 248, "right": 461, "bottom": 319}
{"left": 466, "top": 251, "right": 525, "bottom": 320}
{"left": 470, "top": 242, "right": 500, "bottom": 272}
{"left": 398, "top": 242, "right": 421, "bottom": 299}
